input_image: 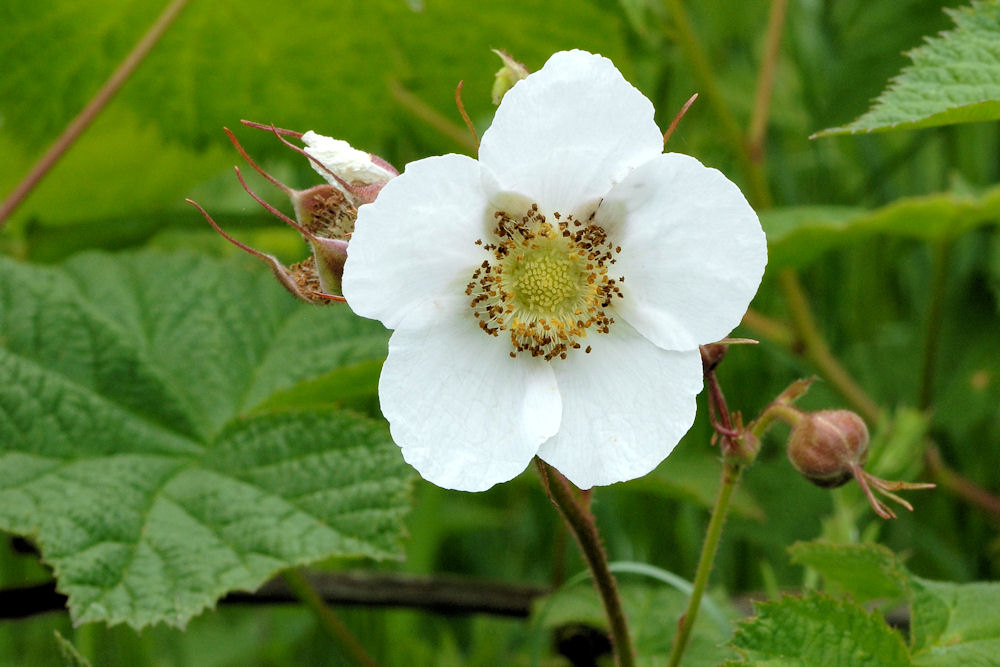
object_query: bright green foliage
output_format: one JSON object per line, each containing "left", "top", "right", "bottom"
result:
{"left": 0, "top": 251, "right": 412, "bottom": 629}
{"left": 816, "top": 1, "right": 1000, "bottom": 136}
{"left": 730, "top": 594, "right": 912, "bottom": 666}
{"left": 761, "top": 183, "right": 1000, "bottom": 268}
{"left": 788, "top": 541, "right": 910, "bottom": 602}
{"left": 910, "top": 577, "right": 1000, "bottom": 666}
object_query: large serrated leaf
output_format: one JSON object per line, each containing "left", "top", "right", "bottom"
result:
{"left": 910, "top": 576, "right": 1000, "bottom": 666}
{"left": 0, "top": 250, "right": 412, "bottom": 629}
{"left": 788, "top": 541, "right": 911, "bottom": 602}
{"left": 816, "top": 1, "right": 1000, "bottom": 136}
{"left": 761, "top": 183, "right": 1000, "bottom": 268}
{"left": 730, "top": 594, "right": 912, "bottom": 666}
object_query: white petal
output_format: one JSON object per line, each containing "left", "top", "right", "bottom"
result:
{"left": 598, "top": 153, "right": 767, "bottom": 351}
{"left": 479, "top": 50, "right": 663, "bottom": 217}
{"left": 302, "top": 131, "right": 394, "bottom": 187}
{"left": 537, "top": 322, "right": 703, "bottom": 488}
{"left": 380, "top": 311, "right": 561, "bottom": 491}
{"left": 342, "top": 154, "right": 490, "bottom": 329}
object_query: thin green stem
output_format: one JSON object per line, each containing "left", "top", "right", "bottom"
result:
{"left": 663, "top": 0, "right": 771, "bottom": 209}
{"left": 751, "top": 402, "right": 802, "bottom": 439}
{"left": 918, "top": 240, "right": 953, "bottom": 410}
{"left": 667, "top": 462, "right": 742, "bottom": 667}
{"left": 536, "top": 459, "right": 635, "bottom": 667}
{"left": 282, "top": 569, "right": 381, "bottom": 667}
{"left": 778, "top": 269, "right": 882, "bottom": 424}
{"left": 0, "top": 0, "right": 191, "bottom": 227}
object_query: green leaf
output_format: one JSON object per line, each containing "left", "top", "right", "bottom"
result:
{"left": 761, "top": 184, "right": 1000, "bottom": 269}
{"left": 788, "top": 541, "right": 911, "bottom": 602}
{"left": 910, "top": 577, "right": 1000, "bottom": 665}
{"left": 816, "top": 1, "right": 1000, "bottom": 136}
{"left": 730, "top": 594, "right": 912, "bottom": 666}
{"left": 0, "top": 250, "right": 412, "bottom": 629}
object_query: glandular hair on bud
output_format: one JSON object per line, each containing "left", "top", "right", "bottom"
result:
{"left": 787, "top": 410, "right": 869, "bottom": 488}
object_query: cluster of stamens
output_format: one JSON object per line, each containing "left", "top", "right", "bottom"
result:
{"left": 466, "top": 203, "right": 623, "bottom": 361}
{"left": 298, "top": 186, "right": 358, "bottom": 240}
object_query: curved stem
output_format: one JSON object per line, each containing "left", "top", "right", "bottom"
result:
{"left": 283, "top": 568, "right": 381, "bottom": 667}
{"left": 0, "top": 0, "right": 191, "bottom": 227}
{"left": 536, "top": 459, "right": 635, "bottom": 667}
{"left": 667, "top": 461, "right": 742, "bottom": 667}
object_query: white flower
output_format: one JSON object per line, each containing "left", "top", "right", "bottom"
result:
{"left": 342, "top": 50, "right": 767, "bottom": 492}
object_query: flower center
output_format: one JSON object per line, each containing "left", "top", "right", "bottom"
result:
{"left": 466, "top": 203, "right": 622, "bottom": 360}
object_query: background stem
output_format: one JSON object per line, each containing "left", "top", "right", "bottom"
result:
{"left": 747, "top": 0, "right": 789, "bottom": 163}
{"left": 0, "top": 0, "right": 191, "bottom": 227}
{"left": 282, "top": 569, "right": 381, "bottom": 667}
{"left": 663, "top": 0, "right": 771, "bottom": 208}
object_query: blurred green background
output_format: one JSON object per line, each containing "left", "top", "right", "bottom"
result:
{"left": 2, "top": 0, "right": 998, "bottom": 664}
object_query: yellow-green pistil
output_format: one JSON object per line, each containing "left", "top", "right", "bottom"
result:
{"left": 466, "top": 203, "right": 623, "bottom": 360}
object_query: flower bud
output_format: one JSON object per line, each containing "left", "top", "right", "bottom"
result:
{"left": 491, "top": 49, "right": 529, "bottom": 104}
{"left": 787, "top": 410, "right": 869, "bottom": 488}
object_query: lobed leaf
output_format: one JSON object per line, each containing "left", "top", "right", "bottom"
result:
{"left": 0, "top": 250, "right": 411, "bottom": 629}
{"left": 816, "top": 1, "right": 1000, "bottom": 136}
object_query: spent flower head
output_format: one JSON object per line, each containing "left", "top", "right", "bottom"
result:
{"left": 342, "top": 50, "right": 768, "bottom": 491}
{"left": 190, "top": 123, "right": 396, "bottom": 303}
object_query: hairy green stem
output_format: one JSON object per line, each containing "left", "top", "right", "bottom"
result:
{"left": 0, "top": 0, "right": 191, "bottom": 227}
{"left": 918, "top": 240, "right": 953, "bottom": 410}
{"left": 667, "top": 462, "right": 742, "bottom": 667}
{"left": 536, "top": 459, "right": 635, "bottom": 667}
{"left": 283, "top": 569, "right": 381, "bottom": 667}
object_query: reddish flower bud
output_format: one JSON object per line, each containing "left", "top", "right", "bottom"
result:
{"left": 783, "top": 408, "right": 934, "bottom": 519}
{"left": 787, "top": 410, "right": 869, "bottom": 488}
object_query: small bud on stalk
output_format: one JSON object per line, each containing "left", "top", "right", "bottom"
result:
{"left": 491, "top": 49, "right": 529, "bottom": 104}
{"left": 187, "top": 122, "right": 396, "bottom": 304}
